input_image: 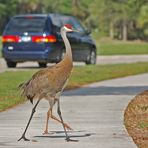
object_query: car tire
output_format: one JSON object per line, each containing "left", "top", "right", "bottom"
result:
{"left": 6, "top": 60, "right": 17, "bottom": 68}
{"left": 86, "top": 49, "right": 96, "bottom": 65}
{"left": 38, "top": 62, "right": 47, "bottom": 68}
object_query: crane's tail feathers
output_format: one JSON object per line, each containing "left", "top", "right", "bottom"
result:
{"left": 26, "top": 94, "right": 34, "bottom": 104}
{"left": 18, "top": 82, "right": 24, "bottom": 89}
{"left": 18, "top": 80, "right": 30, "bottom": 89}
{"left": 18, "top": 80, "right": 34, "bottom": 104}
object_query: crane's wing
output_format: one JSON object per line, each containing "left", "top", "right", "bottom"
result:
{"left": 18, "top": 60, "right": 72, "bottom": 104}
{"left": 18, "top": 67, "right": 54, "bottom": 104}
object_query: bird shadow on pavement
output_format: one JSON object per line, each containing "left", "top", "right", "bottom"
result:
{"left": 15, "top": 66, "right": 40, "bottom": 69}
{"left": 63, "top": 86, "right": 148, "bottom": 96}
{"left": 34, "top": 130, "right": 95, "bottom": 139}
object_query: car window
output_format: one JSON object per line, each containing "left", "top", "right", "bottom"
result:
{"left": 49, "top": 14, "right": 62, "bottom": 27}
{"left": 5, "top": 17, "right": 47, "bottom": 34}
{"left": 60, "top": 16, "right": 73, "bottom": 26}
{"left": 49, "top": 14, "right": 85, "bottom": 34}
{"left": 71, "top": 18, "right": 85, "bottom": 33}
{"left": 61, "top": 16, "right": 85, "bottom": 33}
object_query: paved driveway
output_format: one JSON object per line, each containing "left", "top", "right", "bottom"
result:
{"left": 1, "top": 73, "right": 147, "bottom": 148}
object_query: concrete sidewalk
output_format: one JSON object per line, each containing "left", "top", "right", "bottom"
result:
{"left": 1, "top": 74, "right": 148, "bottom": 148}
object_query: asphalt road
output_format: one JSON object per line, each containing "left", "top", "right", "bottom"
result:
{"left": 1, "top": 73, "right": 148, "bottom": 147}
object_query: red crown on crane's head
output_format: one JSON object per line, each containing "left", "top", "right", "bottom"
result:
{"left": 64, "top": 24, "right": 72, "bottom": 29}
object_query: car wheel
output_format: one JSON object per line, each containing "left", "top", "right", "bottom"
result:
{"left": 6, "top": 60, "right": 17, "bottom": 68}
{"left": 86, "top": 49, "right": 96, "bottom": 65}
{"left": 38, "top": 62, "right": 47, "bottom": 68}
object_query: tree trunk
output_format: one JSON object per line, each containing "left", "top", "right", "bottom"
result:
{"left": 72, "top": 0, "right": 79, "bottom": 16}
{"left": 109, "top": 21, "right": 114, "bottom": 39}
{"left": 122, "top": 19, "right": 128, "bottom": 41}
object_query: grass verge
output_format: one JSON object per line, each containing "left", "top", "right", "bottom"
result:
{"left": 96, "top": 40, "right": 148, "bottom": 55}
{"left": 124, "top": 90, "right": 148, "bottom": 148}
{"left": 1, "top": 62, "right": 148, "bottom": 112}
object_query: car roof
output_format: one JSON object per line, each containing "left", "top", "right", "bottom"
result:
{"left": 13, "top": 14, "right": 48, "bottom": 18}
{"left": 13, "top": 13, "right": 74, "bottom": 18}
{"left": 49, "top": 13, "right": 73, "bottom": 17}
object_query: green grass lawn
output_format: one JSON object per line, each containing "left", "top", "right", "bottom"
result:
{"left": 96, "top": 40, "right": 148, "bottom": 55}
{"left": 1, "top": 62, "right": 148, "bottom": 111}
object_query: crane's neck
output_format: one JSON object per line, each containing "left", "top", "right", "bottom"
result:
{"left": 61, "top": 31, "right": 73, "bottom": 62}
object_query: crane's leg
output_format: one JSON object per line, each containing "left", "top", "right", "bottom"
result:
{"left": 57, "top": 99, "right": 70, "bottom": 141}
{"left": 51, "top": 115, "right": 73, "bottom": 130}
{"left": 18, "top": 99, "right": 40, "bottom": 141}
{"left": 43, "top": 109, "right": 73, "bottom": 135}
{"left": 43, "top": 108, "right": 52, "bottom": 134}
{"left": 57, "top": 99, "right": 78, "bottom": 142}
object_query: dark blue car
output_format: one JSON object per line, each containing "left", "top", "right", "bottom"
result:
{"left": 2, "top": 13, "right": 97, "bottom": 67}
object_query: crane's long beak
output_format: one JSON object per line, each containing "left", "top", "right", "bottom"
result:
{"left": 72, "top": 28, "right": 79, "bottom": 33}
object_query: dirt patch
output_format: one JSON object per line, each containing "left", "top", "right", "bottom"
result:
{"left": 124, "top": 90, "right": 148, "bottom": 148}
{"left": 0, "top": 98, "right": 3, "bottom": 101}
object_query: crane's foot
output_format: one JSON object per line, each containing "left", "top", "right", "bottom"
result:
{"left": 43, "top": 130, "right": 54, "bottom": 135}
{"left": 65, "top": 137, "right": 79, "bottom": 142}
{"left": 43, "top": 130, "right": 49, "bottom": 135}
{"left": 18, "top": 135, "right": 30, "bottom": 141}
{"left": 64, "top": 123, "right": 73, "bottom": 131}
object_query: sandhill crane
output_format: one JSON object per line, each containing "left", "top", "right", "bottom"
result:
{"left": 18, "top": 24, "right": 78, "bottom": 142}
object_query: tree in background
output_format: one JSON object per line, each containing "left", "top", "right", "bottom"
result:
{"left": 0, "top": 0, "right": 18, "bottom": 34}
{"left": 117, "top": 0, "right": 148, "bottom": 41}
{"left": 138, "top": 5, "right": 148, "bottom": 39}
{"left": 0, "top": 2, "right": 6, "bottom": 31}
{"left": 89, "top": 0, "right": 120, "bottom": 39}
{"left": 0, "top": 0, "right": 147, "bottom": 40}
{"left": 88, "top": 0, "right": 148, "bottom": 40}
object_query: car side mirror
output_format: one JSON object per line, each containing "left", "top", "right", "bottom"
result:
{"left": 85, "top": 29, "right": 91, "bottom": 35}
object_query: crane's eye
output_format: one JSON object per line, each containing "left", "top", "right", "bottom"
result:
{"left": 64, "top": 24, "right": 72, "bottom": 29}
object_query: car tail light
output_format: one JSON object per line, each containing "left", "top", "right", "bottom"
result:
{"left": 2, "top": 35, "right": 20, "bottom": 42}
{"left": 32, "top": 35, "right": 56, "bottom": 43}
